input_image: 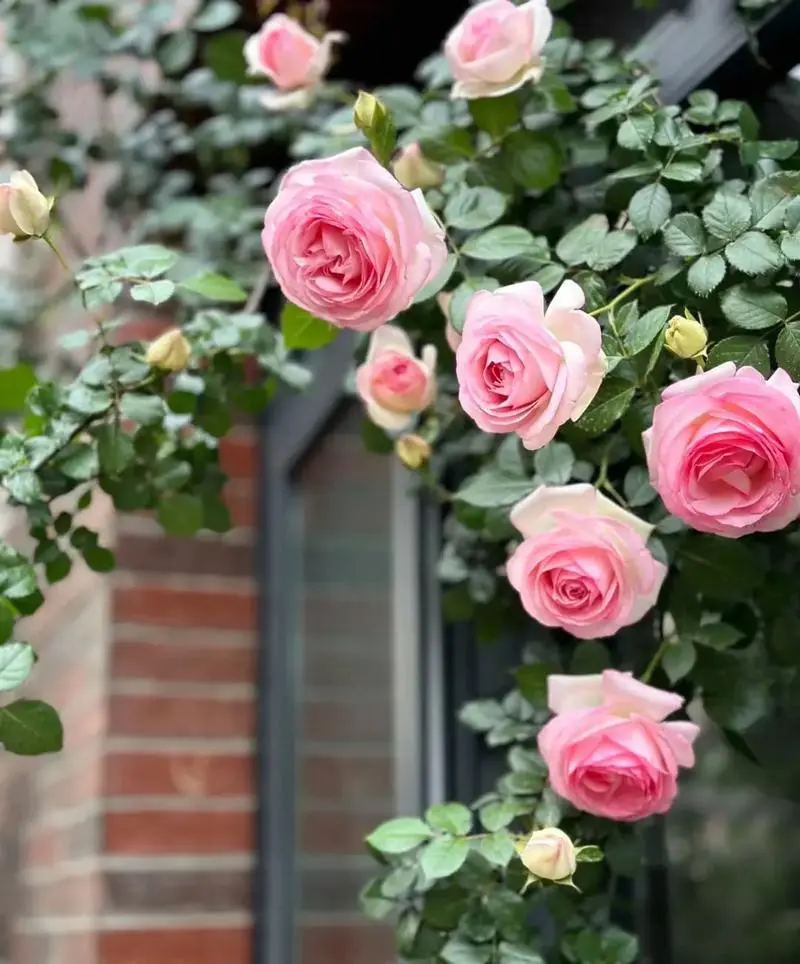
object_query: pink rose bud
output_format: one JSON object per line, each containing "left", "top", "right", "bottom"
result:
{"left": 393, "top": 144, "right": 445, "bottom": 191}
{"left": 519, "top": 828, "right": 576, "bottom": 882}
{"left": 263, "top": 147, "right": 448, "bottom": 331}
{"left": 456, "top": 280, "right": 605, "bottom": 450}
{"left": 0, "top": 170, "right": 52, "bottom": 239}
{"left": 644, "top": 363, "right": 800, "bottom": 537}
{"left": 539, "top": 669, "right": 700, "bottom": 822}
{"left": 507, "top": 484, "right": 666, "bottom": 639}
{"left": 395, "top": 433, "right": 432, "bottom": 470}
{"left": 444, "top": 0, "right": 553, "bottom": 100}
{"left": 243, "top": 13, "right": 345, "bottom": 110}
{"left": 356, "top": 325, "right": 437, "bottom": 431}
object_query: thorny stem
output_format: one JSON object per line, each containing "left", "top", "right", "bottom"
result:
{"left": 589, "top": 275, "right": 656, "bottom": 318}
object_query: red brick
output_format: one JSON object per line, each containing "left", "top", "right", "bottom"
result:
{"left": 99, "top": 927, "right": 250, "bottom": 964}
{"left": 105, "top": 810, "right": 252, "bottom": 855}
{"left": 224, "top": 481, "right": 256, "bottom": 528}
{"left": 109, "top": 694, "right": 254, "bottom": 739}
{"left": 105, "top": 752, "right": 254, "bottom": 796}
{"left": 219, "top": 435, "right": 257, "bottom": 480}
{"left": 111, "top": 640, "right": 255, "bottom": 684}
{"left": 113, "top": 585, "right": 256, "bottom": 630}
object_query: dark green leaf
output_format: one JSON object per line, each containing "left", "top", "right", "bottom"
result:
{"left": 514, "top": 663, "right": 554, "bottom": 705}
{"left": 702, "top": 191, "right": 752, "bottom": 242}
{"left": 721, "top": 284, "right": 787, "bottom": 330}
{"left": 502, "top": 130, "right": 562, "bottom": 191}
{"left": 425, "top": 802, "right": 472, "bottom": 836}
{"left": 688, "top": 254, "right": 726, "bottom": 295}
{"left": 628, "top": 183, "right": 671, "bottom": 237}
{"left": 617, "top": 114, "right": 655, "bottom": 151}
{"left": 662, "top": 639, "right": 696, "bottom": 683}
{"left": 725, "top": 231, "right": 784, "bottom": 275}
{"left": 680, "top": 537, "right": 764, "bottom": 600}
{"left": 663, "top": 213, "right": 706, "bottom": 257}
{"left": 707, "top": 335, "right": 770, "bottom": 375}
{"left": 97, "top": 425, "right": 136, "bottom": 475}
{"left": 456, "top": 469, "right": 535, "bottom": 508}
{"left": 445, "top": 186, "right": 507, "bottom": 230}
{"left": 0, "top": 364, "right": 37, "bottom": 413}
{"left": 461, "top": 226, "right": 536, "bottom": 260}
{"left": 775, "top": 322, "right": 800, "bottom": 379}
{"left": 157, "top": 493, "right": 204, "bottom": 537}
{"left": 469, "top": 94, "right": 520, "bottom": 137}
{"left": 420, "top": 836, "right": 470, "bottom": 880}
{"left": 533, "top": 441, "right": 574, "bottom": 484}
{"left": 556, "top": 215, "right": 608, "bottom": 266}
{"left": 575, "top": 379, "right": 635, "bottom": 436}
{"left": 0, "top": 699, "right": 63, "bottom": 755}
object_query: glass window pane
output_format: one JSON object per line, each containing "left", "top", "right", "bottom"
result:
{"left": 292, "top": 406, "right": 396, "bottom": 964}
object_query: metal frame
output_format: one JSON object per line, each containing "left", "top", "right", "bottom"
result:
{"left": 254, "top": 332, "right": 444, "bottom": 964}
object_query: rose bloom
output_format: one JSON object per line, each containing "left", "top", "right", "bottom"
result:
{"left": 644, "top": 362, "right": 800, "bottom": 537}
{"left": 356, "top": 325, "right": 437, "bottom": 431}
{"left": 456, "top": 280, "right": 605, "bottom": 450}
{"left": 243, "top": 14, "right": 345, "bottom": 110}
{"left": 444, "top": 0, "right": 553, "bottom": 100}
{"left": 262, "top": 147, "right": 448, "bottom": 331}
{"left": 506, "top": 484, "right": 666, "bottom": 639}
{"left": 539, "top": 669, "right": 700, "bottom": 821}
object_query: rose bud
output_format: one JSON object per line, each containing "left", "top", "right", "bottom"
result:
{"left": 395, "top": 433, "right": 432, "bottom": 470}
{"left": 146, "top": 329, "right": 191, "bottom": 371}
{"left": 519, "top": 827, "right": 577, "bottom": 882}
{"left": 393, "top": 143, "right": 445, "bottom": 191}
{"left": 665, "top": 312, "right": 708, "bottom": 361}
{"left": 0, "top": 171, "right": 53, "bottom": 239}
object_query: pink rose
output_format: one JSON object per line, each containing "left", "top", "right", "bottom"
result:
{"left": 455, "top": 281, "right": 605, "bottom": 449}
{"left": 644, "top": 362, "right": 800, "bottom": 537}
{"left": 539, "top": 669, "right": 700, "bottom": 821}
{"left": 356, "top": 325, "right": 437, "bottom": 431}
{"left": 243, "top": 14, "right": 345, "bottom": 110}
{"left": 262, "top": 147, "right": 448, "bottom": 331}
{"left": 507, "top": 484, "right": 666, "bottom": 639}
{"left": 444, "top": 0, "right": 553, "bottom": 100}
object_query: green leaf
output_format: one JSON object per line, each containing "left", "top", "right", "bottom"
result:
{"left": 628, "top": 183, "right": 671, "bottom": 237}
{"left": 97, "top": 424, "right": 136, "bottom": 475}
{"left": 280, "top": 303, "right": 338, "bottom": 350}
{"left": 576, "top": 845, "right": 604, "bottom": 864}
{"left": 0, "top": 643, "right": 34, "bottom": 691}
{"left": 158, "top": 31, "right": 197, "bottom": 74}
{"left": 130, "top": 280, "right": 176, "bottom": 306}
{"left": 193, "top": 0, "right": 240, "bottom": 30}
{"left": 662, "top": 160, "right": 703, "bottom": 182}
{"left": 533, "top": 441, "right": 574, "bottom": 484}
{"left": 413, "top": 253, "right": 457, "bottom": 304}
{"left": 693, "top": 622, "right": 743, "bottom": 651}
{"left": 663, "top": 213, "right": 706, "bottom": 257}
{"left": 83, "top": 545, "right": 115, "bottom": 573}
{"left": 366, "top": 817, "right": 432, "bottom": 854}
{"left": 622, "top": 305, "right": 671, "bottom": 355}
{"left": 461, "top": 226, "right": 536, "bottom": 260}
{"left": 532, "top": 263, "right": 566, "bottom": 293}
{"left": 721, "top": 284, "right": 787, "bottom": 330}
{"left": 702, "top": 191, "right": 752, "bottom": 242}
{"left": 617, "top": 114, "right": 655, "bottom": 151}
{"left": 781, "top": 230, "right": 800, "bottom": 261}
{"left": 479, "top": 799, "right": 521, "bottom": 831}
{"left": 775, "top": 322, "right": 800, "bottom": 379}
{"left": 0, "top": 600, "right": 15, "bottom": 643}
{"left": 420, "top": 836, "right": 470, "bottom": 880}
{"left": 502, "top": 130, "right": 562, "bottom": 191}
{"left": 179, "top": 272, "right": 248, "bottom": 303}
{"left": 456, "top": 469, "right": 535, "bottom": 508}
{"left": 575, "top": 378, "right": 635, "bottom": 437}
{"left": 441, "top": 937, "right": 492, "bottom": 964}
{"left": 556, "top": 215, "right": 608, "bottom": 266}
{"left": 469, "top": 94, "right": 520, "bottom": 137}
{"left": 419, "top": 127, "right": 473, "bottom": 164}
{"left": 459, "top": 698, "right": 506, "bottom": 731}
{"left": 725, "top": 231, "right": 784, "bottom": 275}
{"left": 688, "top": 254, "right": 726, "bottom": 295}
{"left": 445, "top": 186, "right": 507, "bottom": 230}
{"left": 623, "top": 466, "right": 656, "bottom": 507}
{"left": 157, "top": 493, "right": 204, "bottom": 537}
{"left": 0, "top": 364, "right": 36, "bottom": 413}
{"left": 498, "top": 943, "right": 545, "bottom": 964}
{"left": 707, "top": 335, "right": 770, "bottom": 375}
{"left": 514, "top": 663, "right": 554, "bottom": 705}
{"left": 477, "top": 832, "right": 516, "bottom": 868}
{"left": 662, "top": 639, "right": 696, "bottom": 683}
{"left": 425, "top": 802, "right": 472, "bottom": 836}
{"left": 120, "top": 393, "right": 164, "bottom": 426}
{"left": 586, "top": 231, "right": 637, "bottom": 271}
{"left": 680, "top": 537, "right": 764, "bottom": 600}
{"left": 0, "top": 699, "right": 63, "bottom": 755}
{"left": 449, "top": 276, "right": 500, "bottom": 334}
{"left": 204, "top": 30, "right": 248, "bottom": 83}
{"left": 571, "top": 640, "right": 611, "bottom": 674}
{"left": 6, "top": 471, "right": 42, "bottom": 505}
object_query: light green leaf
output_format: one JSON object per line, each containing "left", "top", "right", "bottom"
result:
{"left": 280, "top": 303, "right": 338, "bottom": 350}
{"left": 420, "top": 836, "right": 470, "bottom": 880}
{"left": 721, "top": 284, "right": 787, "bottom": 330}
{"left": 586, "top": 231, "right": 637, "bottom": 271}
{"left": 725, "top": 231, "right": 784, "bottom": 275}
{"left": 781, "top": 231, "right": 800, "bottom": 261}
{"left": 120, "top": 393, "right": 164, "bottom": 426}
{"left": 622, "top": 305, "right": 671, "bottom": 355}
{"left": 366, "top": 817, "right": 432, "bottom": 854}
{"left": 0, "top": 699, "right": 63, "bottom": 755}
{"left": 623, "top": 466, "right": 656, "bottom": 507}
{"left": 775, "top": 322, "right": 800, "bottom": 379}
{"left": 688, "top": 254, "right": 726, "bottom": 295}
{"left": 412, "top": 253, "right": 457, "bottom": 304}
{"left": 576, "top": 845, "right": 604, "bottom": 864}
{"left": 662, "top": 160, "right": 703, "bottom": 182}
{"left": 663, "top": 213, "right": 706, "bottom": 257}
{"left": 96, "top": 425, "right": 136, "bottom": 475}
{"left": 0, "top": 364, "right": 36, "bottom": 413}
{"left": 498, "top": 944, "right": 545, "bottom": 964}
{"left": 0, "top": 642, "right": 34, "bottom": 691}
{"left": 462, "top": 226, "right": 537, "bottom": 260}
{"left": 445, "top": 186, "right": 507, "bottom": 230}
{"left": 617, "top": 114, "right": 655, "bottom": 151}
{"left": 693, "top": 623, "right": 743, "bottom": 650}
{"left": 533, "top": 441, "right": 574, "bottom": 484}
{"left": 575, "top": 378, "right": 635, "bottom": 437}
{"left": 531, "top": 262, "right": 566, "bottom": 293}
{"left": 130, "top": 280, "right": 176, "bottom": 306}
{"left": 556, "top": 214, "right": 609, "bottom": 266}
{"left": 441, "top": 937, "right": 492, "bottom": 964}
{"left": 425, "top": 802, "right": 472, "bottom": 836}
{"left": 479, "top": 799, "right": 522, "bottom": 831}
{"left": 707, "top": 335, "right": 770, "bottom": 375}
{"left": 157, "top": 493, "right": 204, "bottom": 537}
{"left": 662, "top": 639, "right": 696, "bottom": 683}
{"left": 456, "top": 469, "right": 536, "bottom": 508}
{"left": 477, "top": 832, "right": 516, "bottom": 868}
{"left": 702, "top": 191, "right": 752, "bottom": 242}
{"left": 6, "top": 471, "right": 42, "bottom": 505}
{"left": 193, "top": 0, "right": 240, "bottom": 30}
{"left": 179, "top": 272, "right": 248, "bottom": 303}
{"left": 449, "top": 277, "right": 500, "bottom": 333}
{"left": 628, "top": 183, "right": 671, "bottom": 237}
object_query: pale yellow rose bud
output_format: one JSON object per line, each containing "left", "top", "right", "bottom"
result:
{"left": 665, "top": 312, "right": 708, "bottom": 361}
{"left": 146, "top": 329, "right": 191, "bottom": 371}
{"left": 395, "top": 433, "right": 431, "bottom": 470}
{"left": 0, "top": 170, "right": 52, "bottom": 239}
{"left": 393, "top": 143, "right": 445, "bottom": 191}
{"left": 353, "top": 91, "right": 385, "bottom": 134}
{"left": 519, "top": 828, "right": 577, "bottom": 882}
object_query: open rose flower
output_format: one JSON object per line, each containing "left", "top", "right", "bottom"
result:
{"left": 455, "top": 280, "right": 605, "bottom": 449}
{"left": 244, "top": 14, "right": 345, "bottom": 110}
{"left": 262, "top": 147, "right": 448, "bottom": 331}
{"left": 507, "top": 484, "right": 666, "bottom": 639}
{"left": 444, "top": 0, "right": 553, "bottom": 100}
{"left": 356, "top": 325, "right": 436, "bottom": 431}
{"left": 539, "top": 669, "right": 700, "bottom": 821}
{"left": 644, "top": 362, "right": 800, "bottom": 537}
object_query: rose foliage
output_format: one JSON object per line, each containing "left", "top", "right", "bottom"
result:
{"left": 0, "top": 0, "right": 799, "bottom": 961}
